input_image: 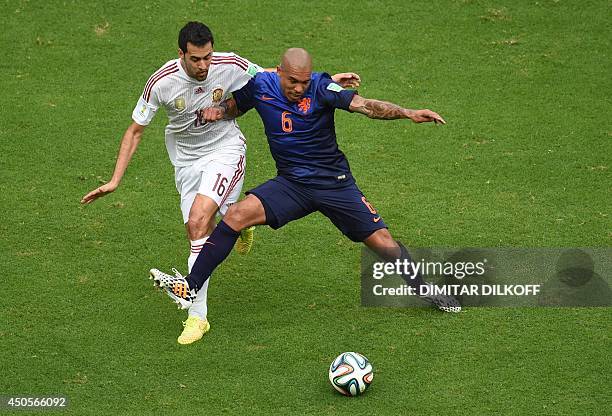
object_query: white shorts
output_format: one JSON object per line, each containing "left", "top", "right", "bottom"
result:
{"left": 174, "top": 147, "right": 246, "bottom": 224}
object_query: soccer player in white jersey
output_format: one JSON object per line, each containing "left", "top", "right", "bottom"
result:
{"left": 81, "top": 22, "right": 361, "bottom": 345}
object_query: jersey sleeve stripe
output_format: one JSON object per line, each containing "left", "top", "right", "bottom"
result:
{"left": 143, "top": 65, "right": 179, "bottom": 102}
{"left": 211, "top": 60, "right": 247, "bottom": 71}
{"left": 143, "top": 63, "right": 178, "bottom": 100}
{"left": 228, "top": 54, "right": 249, "bottom": 68}
{"left": 211, "top": 57, "right": 248, "bottom": 71}
{"left": 151, "top": 61, "right": 177, "bottom": 78}
{"left": 211, "top": 56, "right": 248, "bottom": 67}
{"left": 143, "top": 62, "right": 178, "bottom": 97}
{"left": 212, "top": 55, "right": 248, "bottom": 66}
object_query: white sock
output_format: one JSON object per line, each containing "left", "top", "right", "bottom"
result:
{"left": 187, "top": 237, "right": 209, "bottom": 320}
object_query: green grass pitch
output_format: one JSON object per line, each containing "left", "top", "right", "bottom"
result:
{"left": 1, "top": 0, "right": 610, "bottom": 414}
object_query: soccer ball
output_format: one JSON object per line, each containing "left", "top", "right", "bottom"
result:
{"left": 328, "top": 352, "right": 373, "bottom": 396}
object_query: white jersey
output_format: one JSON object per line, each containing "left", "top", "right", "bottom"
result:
{"left": 132, "top": 52, "right": 262, "bottom": 166}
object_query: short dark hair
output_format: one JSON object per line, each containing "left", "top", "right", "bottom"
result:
{"left": 178, "top": 22, "right": 214, "bottom": 53}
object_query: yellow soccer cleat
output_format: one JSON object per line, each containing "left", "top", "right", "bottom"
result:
{"left": 177, "top": 316, "right": 210, "bottom": 345}
{"left": 234, "top": 225, "right": 255, "bottom": 255}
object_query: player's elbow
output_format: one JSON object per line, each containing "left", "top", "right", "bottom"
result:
{"left": 127, "top": 122, "right": 146, "bottom": 139}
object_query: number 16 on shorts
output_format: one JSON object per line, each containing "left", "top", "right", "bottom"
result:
{"left": 212, "top": 173, "right": 229, "bottom": 197}
{"left": 200, "top": 154, "right": 245, "bottom": 215}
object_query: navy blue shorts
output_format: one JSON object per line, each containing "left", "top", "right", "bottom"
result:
{"left": 246, "top": 176, "right": 387, "bottom": 242}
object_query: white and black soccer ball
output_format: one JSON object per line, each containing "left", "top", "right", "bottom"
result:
{"left": 328, "top": 352, "right": 373, "bottom": 396}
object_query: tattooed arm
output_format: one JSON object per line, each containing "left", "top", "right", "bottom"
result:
{"left": 219, "top": 97, "right": 241, "bottom": 119}
{"left": 348, "top": 94, "right": 446, "bottom": 124}
{"left": 197, "top": 97, "right": 242, "bottom": 123}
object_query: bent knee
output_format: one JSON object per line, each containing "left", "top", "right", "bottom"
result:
{"left": 225, "top": 204, "right": 245, "bottom": 225}
{"left": 187, "top": 213, "right": 215, "bottom": 238}
{"left": 225, "top": 203, "right": 257, "bottom": 230}
{"left": 365, "top": 228, "right": 395, "bottom": 246}
{"left": 187, "top": 213, "right": 206, "bottom": 228}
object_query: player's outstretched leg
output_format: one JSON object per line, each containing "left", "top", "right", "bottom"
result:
{"left": 235, "top": 225, "right": 256, "bottom": 255}
{"left": 187, "top": 195, "right": 266, "bottom": 289}
{"left": 187, "top": 220, "right": 241, "bottom": 289}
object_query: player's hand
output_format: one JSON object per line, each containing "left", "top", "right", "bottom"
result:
{"left": 409, "top": 109, "right": 446, "bottom": 124}
{"left": 331, "top": 72, "right": 361, "bottom": 88}
{"left": 80, "top": 182, "right": 118, "bottom": 204}
{"left": 199, "top": 106, "right": 225, "bottom": 122}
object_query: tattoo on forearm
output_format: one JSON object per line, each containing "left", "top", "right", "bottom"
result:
{"left": 221, "top": 99, "right": 240, "bottom": 119}
{"left": 357, "top": 99, "right": 413, "bottom": 120}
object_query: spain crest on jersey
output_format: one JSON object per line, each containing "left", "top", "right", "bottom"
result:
{"left": 212, "top": 87, "right": 224, "bottom": 104}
